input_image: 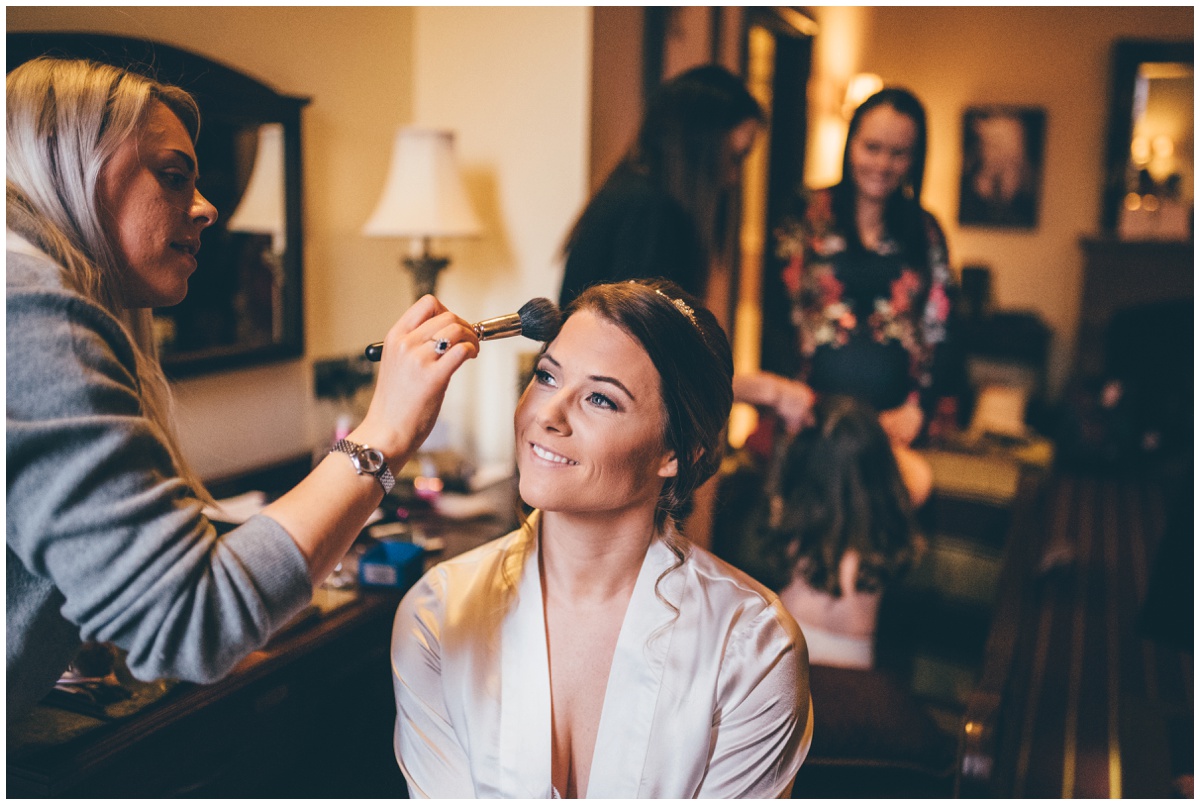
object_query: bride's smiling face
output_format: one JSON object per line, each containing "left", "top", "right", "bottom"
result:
{"left": 514, "top": 310, "right": 678, "bottom": 518}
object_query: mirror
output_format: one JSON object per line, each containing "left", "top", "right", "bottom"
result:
{"left": 1101, "top": 39, "right": 1193, "bottom": 241}
{"left": 7, "top": 32, "right": 309, "bottom": 377}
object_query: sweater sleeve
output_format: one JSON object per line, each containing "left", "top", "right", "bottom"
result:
{"left": 5, "top": 276, "right": 312, "bottom": 685}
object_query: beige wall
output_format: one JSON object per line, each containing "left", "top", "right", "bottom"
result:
{"left": 408, "top": 6, "right": 591, "bottom": 469}
{"left": 8, "top": 6, "right": 591, "bottom": 479}
{"left": 590, "top": 7, "right": 645, "bottom": 192}
{"left": 808, "top": 6, "right": 1192, "bottom": 397}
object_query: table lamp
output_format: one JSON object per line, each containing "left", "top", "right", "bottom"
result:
{"left": 362, "top": 127, "right": 482, "bottom": 299}
{"left": 227, "top": 122, "right": 287, "bottom": 342}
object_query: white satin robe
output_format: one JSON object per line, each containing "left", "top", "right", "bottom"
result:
{"left": 390, "top": 512, "right": 813, "bottom": 798}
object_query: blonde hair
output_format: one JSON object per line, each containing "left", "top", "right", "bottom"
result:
{"left": 7, "top": 56, "right": 210, "bottom": 500}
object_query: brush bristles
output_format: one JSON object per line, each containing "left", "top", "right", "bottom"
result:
{"left": 517, "top": 297, "right": 563, "bottom": 342}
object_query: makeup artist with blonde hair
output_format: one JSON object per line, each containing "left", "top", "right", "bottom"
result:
{"left": 5, "top": 56, "right": 479, "bottom": 724}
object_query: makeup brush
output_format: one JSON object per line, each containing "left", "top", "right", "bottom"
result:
{"left": 365, "top": 297, "right": 562, "bottom": 361}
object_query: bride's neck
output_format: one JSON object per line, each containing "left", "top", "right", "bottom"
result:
{"left": 538, "top": 509, "right": 657, "bottom": 604}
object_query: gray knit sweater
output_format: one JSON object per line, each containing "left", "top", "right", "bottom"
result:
{"left": 6, "top": 237, "right": 312, "bottom": 725}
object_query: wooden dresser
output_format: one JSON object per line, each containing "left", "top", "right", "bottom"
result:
{"left": 6, "top": 460, "right": 518, "bottom": 797}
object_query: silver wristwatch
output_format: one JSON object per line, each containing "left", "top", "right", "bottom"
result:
{"left": 330, "top": 439, "right": 396, "bottom": 495}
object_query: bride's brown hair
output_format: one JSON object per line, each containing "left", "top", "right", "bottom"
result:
{"left": 565, "top": 278, "right": 734, "bottom": 533}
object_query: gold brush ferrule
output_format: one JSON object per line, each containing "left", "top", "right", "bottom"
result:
{"left": 472, "top": 313, "right": 523, "bottom": 341}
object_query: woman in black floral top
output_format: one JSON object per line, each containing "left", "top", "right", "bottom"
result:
{"left": 750, "top": 88, "right": 963, "bottom": 505}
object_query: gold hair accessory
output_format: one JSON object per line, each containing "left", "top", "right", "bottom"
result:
{"left": 653, "top": 288, "right": 700, "bottom": 330}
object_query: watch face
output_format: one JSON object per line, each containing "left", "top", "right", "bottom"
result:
{"left": 352, "top": 446, "right": 385, "bottom": 475}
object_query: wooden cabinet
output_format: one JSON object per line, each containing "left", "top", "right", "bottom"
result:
{"left": 8, "top": 591, "right": 408, "bottom": 797}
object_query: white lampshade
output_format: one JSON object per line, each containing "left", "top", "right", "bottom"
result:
{"left": 362, "top": 127, "right": 482, "bottom": 239}
{"left": 227, "top": 123, "right": 287, "bottom": 253}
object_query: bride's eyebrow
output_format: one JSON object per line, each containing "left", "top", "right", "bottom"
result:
{"left": 588, "top": 374, "right": 635, "bottom": 402}
{"left": 540, "top": 353, "right": 636, "bottom": 402}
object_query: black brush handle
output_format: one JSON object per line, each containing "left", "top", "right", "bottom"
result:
{"left": 365, "top": 299, "right": 556, "bottom": 361}
{"left": 365, "top": 315, "right": 521, "bottom": 361}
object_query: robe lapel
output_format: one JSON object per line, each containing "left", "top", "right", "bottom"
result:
{"left": 498, "top": 523, "right": 553, "bottom": 797}
{"left": 584, "top": 539, "right": 680, "bottom": 798}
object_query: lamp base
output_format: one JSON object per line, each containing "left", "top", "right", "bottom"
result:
{"left": 402, "top": 254, "right": 450, "bottom": 300}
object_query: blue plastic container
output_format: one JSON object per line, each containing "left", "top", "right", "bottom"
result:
{"left": 358, "top": 541, "right": 425, "bottom": 590}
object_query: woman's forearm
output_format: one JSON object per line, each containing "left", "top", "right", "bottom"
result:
{"left": 263, "top": 297, "right": 479, "bottom": 584}
{"left": 261, "top": 449, "right": 396, "bottom": 584}
{"left": 733, "top": 371, "right": 815, "bottom": 435}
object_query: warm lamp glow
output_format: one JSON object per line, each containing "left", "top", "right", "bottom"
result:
{"left": 362, "top": 127, "right": 482, "bottom": 300}
{"left": 842, "top": 72, "right": 883, "bottom": 119}
{"left": 363, "top": 127, "right": 481, "bottom": 240}
{"left": 809, "top": 117, "right": 849, "bottom": 188}
{"left": 1151, "top": 134, "right": 1175, "bottom": 159}
{"left": 227, "top": 123, "right": 287, "bottom": 253}
{"left": 1130, "top": 136, "right": 1152, "bottom": 165}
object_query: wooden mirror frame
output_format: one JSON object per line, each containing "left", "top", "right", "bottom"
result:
{"left": 1099, "top": 38, "right": 1193, "bottom": 235}
{"left": 7, "top": 32, "right": 310, "bottom": 378}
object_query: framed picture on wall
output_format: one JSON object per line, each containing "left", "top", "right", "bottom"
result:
{"left": 958, "top": 105, "right": 1046, "bottom": 229}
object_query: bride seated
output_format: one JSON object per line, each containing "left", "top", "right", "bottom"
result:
{"left": 390, "top": 279, "right": 812, "bottom": 798}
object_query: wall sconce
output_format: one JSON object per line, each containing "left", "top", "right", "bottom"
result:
{"left": 227, "top": 122, "right": 287, "bottom": 342}
{"left": 363, "top": 127, "right": 482, "bottom": 300}
{"left": 842, "top": 72, "right": 883, "bottom": 120}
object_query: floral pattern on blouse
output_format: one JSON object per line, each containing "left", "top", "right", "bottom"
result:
{"left": 775, "top": 187, "right": 953, "bottom": 394}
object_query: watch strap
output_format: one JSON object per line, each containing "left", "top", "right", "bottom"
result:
{"left": 330, "top": 438, "right": 397, "bottom": 495}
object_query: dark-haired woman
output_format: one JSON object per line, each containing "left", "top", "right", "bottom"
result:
{"left": 762, "top": 395, "right": 924, "bottom": 669}
{"left": 770, "top": 87, "right": 964, "bottom": 505}
{"left": 558, "top": 64, "right": 763, "bottom": 327}
{"left": 391, "top": 280, "right": 811, "bottom": 798}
